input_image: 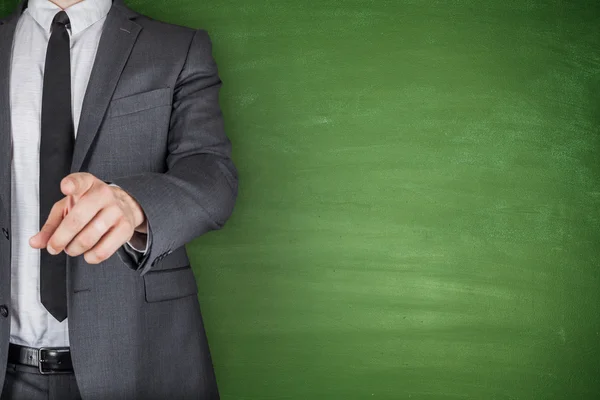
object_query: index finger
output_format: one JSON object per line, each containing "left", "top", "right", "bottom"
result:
{"left": 30, "top": 197, "right": 69, "bottom": 250}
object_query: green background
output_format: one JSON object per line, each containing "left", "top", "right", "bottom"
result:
{"left": 2, "top": 0, "right": 600, "bottom": 399}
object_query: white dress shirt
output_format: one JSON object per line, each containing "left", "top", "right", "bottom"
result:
{"left": 9, "top": 0, "right": 150, "bottom": 348}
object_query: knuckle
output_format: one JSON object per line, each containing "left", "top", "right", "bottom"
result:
{"left": 64, "top": 244, "right": 78, "bottom": 256}
{"left": 101, "top": 184, "right": 114, "bottom": 197}
{"left": 111, "top": 204, "right": 124, "bottom": 216}
{"left": 113, "top": 211, "right": 127, "bottom": 225}
{"left": 93, "top": 216, "right": 109, "bottom": 232}
{"left": 66, "top": 212, "right": 83, "bottom": 230}
{"left": 122, "top": 215, "right": 134, "bottom": 229}
{"left": 94, "top": 249, "right": 109, "bottom": 262}
{"left": 48, "top": 235, "right": 62, "bottom": 249}
{"left": 50, "top": 201, "right": 62, "bottom": 213}
{"left": 41, "top": 223, "right": 55, "bottom": 234}
{"left": 78, "top": 235, "right": 96, "bottom": 250}
{"left": 84, "top": 252, "right": 98, "bottom": 264}
{"left": 116, "top": 221, "right": 132, "bottom": 236}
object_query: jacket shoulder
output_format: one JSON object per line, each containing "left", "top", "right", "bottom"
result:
{"left": 131, "top": 12, "right": 202, "bottom": 43}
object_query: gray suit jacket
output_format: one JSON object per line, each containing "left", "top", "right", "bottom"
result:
{"left": 0, "top": 0, "right": 238, "bottom": 398}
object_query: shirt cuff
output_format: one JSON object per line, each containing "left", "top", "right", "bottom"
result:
{"left": 126, "top": 222, "right": 150, "bottom": 254}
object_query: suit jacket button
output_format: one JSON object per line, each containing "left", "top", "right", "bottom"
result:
{"left": 0, "top": 305, "right": 8, "bottom": 318}
{"left": 2, "top": 228, "right": 8, "bottom": 240}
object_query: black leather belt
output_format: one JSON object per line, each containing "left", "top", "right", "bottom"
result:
{"left": 8, "top": 343, "right": 73, "bottom": 374}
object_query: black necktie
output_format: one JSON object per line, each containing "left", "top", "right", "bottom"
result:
{"left": 40, "top": 11, "right": 73, "bottom": 322}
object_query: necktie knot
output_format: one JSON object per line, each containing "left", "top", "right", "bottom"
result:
{"left": 52, "top": 11, "right": 70, "bottom": 28}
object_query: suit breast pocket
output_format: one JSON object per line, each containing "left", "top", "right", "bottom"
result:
{"left": 106, "top": 87, "right": 172, "bottom": 119}
{"left": 96, "top": 87, "right": 173, "bottom": 163}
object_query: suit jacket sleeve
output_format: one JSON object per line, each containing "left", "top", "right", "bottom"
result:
{"left": 110, "top": 29, "right": 238, "bottom": 275}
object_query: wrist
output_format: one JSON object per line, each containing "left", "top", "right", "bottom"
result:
{"left": 110, "top": 185, "right": 147, "bottom": 233}
{"left": 132, "top": 204, "right": 147, "bottom": 233}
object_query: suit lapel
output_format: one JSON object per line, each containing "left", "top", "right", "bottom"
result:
{"left": 0, "top": 2, "right": 25, "bottom": 216}
{"left": 71, "top": 3, "right": 141, "bottom": 173}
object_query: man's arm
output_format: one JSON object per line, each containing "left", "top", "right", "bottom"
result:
{"left": 110, "top": 29, "right": 238, "bottom": 275}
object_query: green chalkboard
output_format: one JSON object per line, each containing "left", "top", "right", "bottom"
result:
{"left": 2, "top": 0, "right": 600, "bottom": 399}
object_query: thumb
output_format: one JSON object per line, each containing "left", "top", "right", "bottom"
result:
{"left": 61, "top": 172, "right": 95, "bottom": 197}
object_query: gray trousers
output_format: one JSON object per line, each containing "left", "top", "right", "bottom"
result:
{"left": 0, "top": 362, "right": 82, "bottom": 400}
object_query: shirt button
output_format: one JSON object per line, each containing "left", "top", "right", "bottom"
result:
{"left": 0, "top": 305, "right": 8, "bottom": 318}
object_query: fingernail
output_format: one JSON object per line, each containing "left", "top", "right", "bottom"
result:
{"left": 47, "top": 245, "right": 57, "bottom": 255}
{"left": 64, "top": 180, "right": 74, "bottom": 192}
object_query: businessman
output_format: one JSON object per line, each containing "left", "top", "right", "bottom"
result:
{"left": 0, "top": 0, "right": 238, "bottom": 398}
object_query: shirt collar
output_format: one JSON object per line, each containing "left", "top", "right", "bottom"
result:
{"left": 25, "top": 0, "right": 113, "bottom": 36}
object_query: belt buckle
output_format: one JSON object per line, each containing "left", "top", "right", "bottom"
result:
{"left": 38, "top": 347, "right": 71, "bottom": 375}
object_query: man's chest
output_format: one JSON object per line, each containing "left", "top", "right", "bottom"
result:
{"left": 10, "top": 18, "right": 105, "bottom": 140}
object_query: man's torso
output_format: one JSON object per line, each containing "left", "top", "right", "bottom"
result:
{"left": 9, "top": 0, "right": 111, "bottom": 348}
{"left": 0, "top": 1, "right": 220, "bottom": 398}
